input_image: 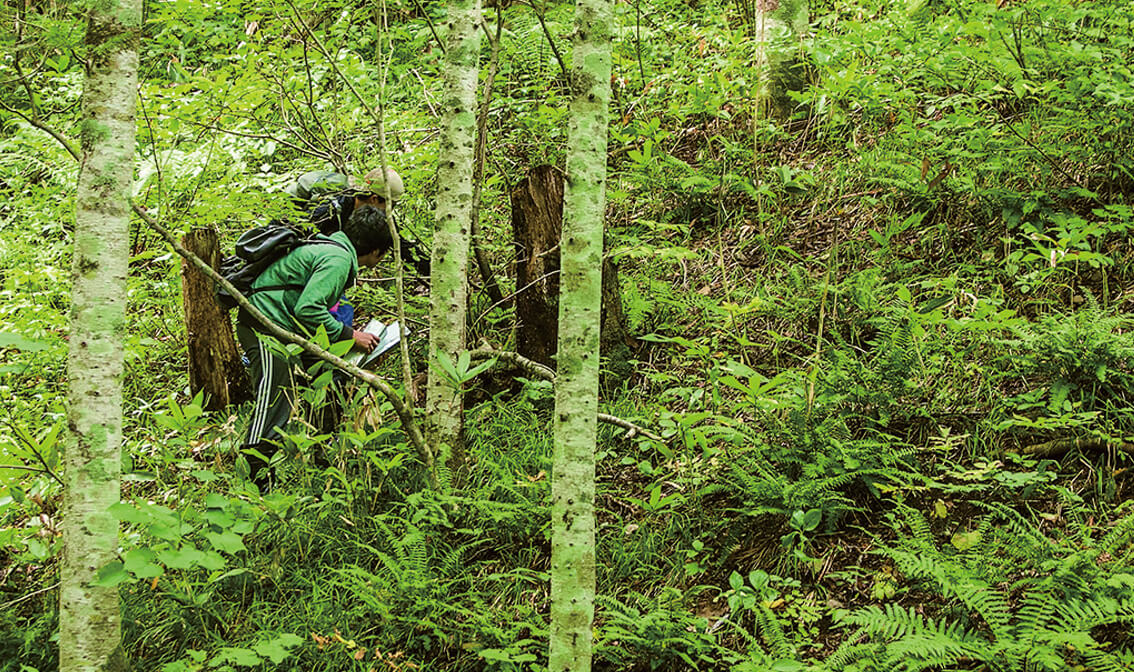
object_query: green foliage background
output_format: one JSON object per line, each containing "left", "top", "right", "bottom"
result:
{"left": 2, "top": 0, "right": 1134, "bottom": 670}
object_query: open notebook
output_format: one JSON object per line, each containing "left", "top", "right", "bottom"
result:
{"left": 344, "top": 318, "right": 405, "bottom": 368}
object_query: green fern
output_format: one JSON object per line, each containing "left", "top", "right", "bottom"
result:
{"left": 1096, "top": 507, "right": 1134, "bottom": 562}
{"left": 501, "top": 6, "right": 569, "bottom": 92}
{"left": 752, "top": 603, "right": 793, "bottom": 659}
{"left": 844, "top": 506, "right": 1134, "bottom": 671}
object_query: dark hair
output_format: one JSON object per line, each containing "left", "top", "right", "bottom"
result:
{"left": 343, "top": 205, "right": 393, "bottom": 257}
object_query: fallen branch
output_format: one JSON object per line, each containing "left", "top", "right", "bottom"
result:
{"left": 469, "top": 344, "right": 665, "bottom": 442}
{"left": 1017, "top": 438, "right": 1134, "bottom": 459}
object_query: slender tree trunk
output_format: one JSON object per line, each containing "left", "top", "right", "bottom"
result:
{"left": 426, "top": 0, "right": 482, "bottom": 469}
{"left": 752, "top": 0, "right": 809, "bottom": 121}
{"left": 180, "top": 228, "right": 249, "bottom": 410}
{"left": 548, "top": 0, "right": 612, "bottom": 668}
{"left": 60, "top": 1, "right": 140, "bottom": 671}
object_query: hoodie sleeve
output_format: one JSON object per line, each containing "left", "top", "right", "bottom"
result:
{"left": 293, "top": 249, "right": 354, "bottom": 342}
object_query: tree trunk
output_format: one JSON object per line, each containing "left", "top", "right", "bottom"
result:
{"left": 751, "top": 0, "right": 809, "bottom": 121}
{"left": 180, "top": 228, "right": 249, "bottom": 410}
{"left": 61, "top": 1, "right": 140, "bottom": 671}
{"left": 512, "top": 165, "right": 564, "bottom": 368}
{"left": 600, "top": 258, "right": 633, "bottom": 387}
{"left": 548, "top": 0, "right": 612, "bottom": 668}
{"left": 512, "top": 166, "right": 630, "bottom": 375}
{"left": 425, "top": 0, "right": 482, "bottom": 470}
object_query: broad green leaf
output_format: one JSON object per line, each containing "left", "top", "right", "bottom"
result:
{"left": 158, "top": 546, "right": 206, "bottom": 570}
{"left": 205, "top": 530, "right": 246, "bottom": 554}
{"left": 252, "top": 634, "right": 304, "bottom": 664}
{"left": 203, "top": 509, "right": 235, "bottom": 528}
{"left": 93, "top": 561, "right": 131, "bottom": 587}
{"left": 109, "top": 502, "right": 149, "bottom": 526}
{"left": 951, "top": 530, "right": 982, "bottom": 552}
{"left": 124, "top": 548, "right": 163, "bottom": 579}
{"left": 0, "top": 332, "right": 52, "bottom": 352}
{"left": 801, "top": 509, "right": 822, "bottom": 532}
{"left": 212, "top": 647, "right": 261, "bottom": 667}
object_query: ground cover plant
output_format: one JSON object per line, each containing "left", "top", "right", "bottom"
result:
{"left": 1, "top": 0, "right": 1133, "bottom": 670}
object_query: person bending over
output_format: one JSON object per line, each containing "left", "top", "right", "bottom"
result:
{"left": 236, "top": 205, "right": 391, "bottom": 491}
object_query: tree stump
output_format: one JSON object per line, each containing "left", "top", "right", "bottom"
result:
{"left": 513, "top": 165, "right": 565, "bottom": 367}
{"left": 180, "top": 228, "right": 249, "bottom": 410}
{"left": 511, "top": 165, "right": 632, "bottom": 375}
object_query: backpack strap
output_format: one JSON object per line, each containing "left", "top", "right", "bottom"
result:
{"left": 248, "top": 239, "right": 354, "bottom": 297}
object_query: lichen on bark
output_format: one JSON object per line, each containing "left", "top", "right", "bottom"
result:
{"left": 425, "top": 0, "right": 483, "bottom": 470}
{"left": 548, "top": 0, "right": 612, "bottom": 669}
{"left": 61, "top": 1, "right": 140, "bottom": 671}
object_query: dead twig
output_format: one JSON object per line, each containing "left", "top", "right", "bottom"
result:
{"left": 468, "top": 344, "right": 666, "bottom": 442}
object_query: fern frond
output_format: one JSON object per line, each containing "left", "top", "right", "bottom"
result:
{"left": 883, "top": 631, "right": 978, "bottom": 670}
{"left": 1055, "top": 597, "right": 1134, "bottom": 632}
{"left": 439, "top": 540, "right": 482, "bottom": 578}
{"left": 886, "top": 548, "right": 1013, "bottom": 634}
{"left": 841, "top": 604, "right": 931, "bottom": 641}
{"left": 894, "top": 505, "right": 934, "bottom": 550}
{"left": 970, "top": 500, "right": 1055, "bottom": 555}
{"left": 823, "top": 640, "right": 885, "bottom": 669}
{"left": 1013, "top": 588, "right": 1059, "bottom": 640}
{"left": 1097, "top": 510, "right": 1134, "bottom": 561}
{"left": 753, "top": 604, "right": 793, "bottom": 659}
{"left": 1081, "top": 647, "right": 1134, "bottom": 672}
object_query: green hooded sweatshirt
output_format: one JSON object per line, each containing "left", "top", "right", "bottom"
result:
{"left": 248, "top": 231, "right": 358, "bottom": 342}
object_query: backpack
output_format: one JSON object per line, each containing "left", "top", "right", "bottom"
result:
{"left": 283, "top": 170, "right": 354, "bottom": 207}
{"left": 215, "top": 225, "right": 351, "bottom": 311}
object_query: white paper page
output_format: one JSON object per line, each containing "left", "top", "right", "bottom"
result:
{"left": 345, "top": 318, "right": 405, "bottom": 368}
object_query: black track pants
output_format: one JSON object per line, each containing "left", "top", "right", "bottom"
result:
{"left": 236, "top": 324, "right": 295, "bottom": 478}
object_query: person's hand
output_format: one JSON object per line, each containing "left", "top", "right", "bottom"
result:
{"left": 353, "top": 329, "right": 379, "bottom": 353}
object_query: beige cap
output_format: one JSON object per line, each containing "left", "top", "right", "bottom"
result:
{"left": 362, "top": 167, "right": 405, "bottom": 202}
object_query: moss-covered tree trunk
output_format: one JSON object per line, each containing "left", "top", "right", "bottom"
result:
{"left": 426, "top": 0, "right": 482, "bottom": 469}
{"left": 548, "top": 0, "right": 612, "bottom": 667}
{"left": 60, "top": 1, "right": 139, "bottom": 671}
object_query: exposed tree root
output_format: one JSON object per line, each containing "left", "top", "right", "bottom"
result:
{"left": 1017, "top": 438, "right": 1134, "bottom": 458}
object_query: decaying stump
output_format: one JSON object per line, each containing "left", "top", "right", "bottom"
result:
{"left": 511, "top": 165, "right": 632, "bottom": 376}
{"left": 512, "top": 165, "right": 565, "bottom": 367}
{"left": 180, "top": 228, "right": 250, "bottom": 410}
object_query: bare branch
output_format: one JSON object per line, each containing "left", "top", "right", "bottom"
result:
{"left": 520, "top": 0, "right": 569, "bottom": 82}
{"left": 0, "top": 97, "right": 79, "bottom": 161}
{"left": 468, "top": 343, "right": 666, "bottom": 442}
{"left": 409, "top": 0, "right": 447, "bottom": 55}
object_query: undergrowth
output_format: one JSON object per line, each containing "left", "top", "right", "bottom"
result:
{"left": 3, "top": 0, "right": 1134, "bottom": 670}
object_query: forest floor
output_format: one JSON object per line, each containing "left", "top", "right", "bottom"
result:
{"left": 3, "top": 0, "right": 1134, "bottom": 670}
